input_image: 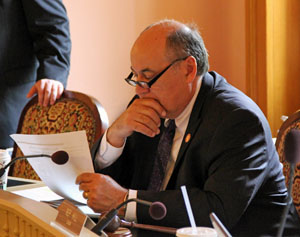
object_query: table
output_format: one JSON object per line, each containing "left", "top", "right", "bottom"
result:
{"left": 7, "top": 176, "right": 44, "bottom": 191}
{"left": 6, "top": 177, "right": 176, "bottom": 236}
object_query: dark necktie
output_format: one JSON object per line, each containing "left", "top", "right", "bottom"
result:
{"left": 148, "top": 119, "right": 176, "bottom": 191}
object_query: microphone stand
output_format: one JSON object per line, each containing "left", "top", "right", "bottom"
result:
{"left": 0, "top": 154, "right": 51, "bottom": 177}
{"left": 91, "top": 198, "right": 154, "bottom": 235}
{"left": 0, "top": 151, "right": 68, "bottom": 178}
{"left": 119, "top": 219, "right": 177, "bottom": 235}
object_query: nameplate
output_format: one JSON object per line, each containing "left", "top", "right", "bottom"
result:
{"left": 55, "top": 200, "right": 87, "bottom": 235}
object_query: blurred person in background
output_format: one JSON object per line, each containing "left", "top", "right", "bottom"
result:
{"left": 0, "top": 0, "right": 71, "bottom": 149}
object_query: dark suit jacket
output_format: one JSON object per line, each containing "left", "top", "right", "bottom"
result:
{"left": 96, "top": 72, "right": 300, "bottom": 236}
{"left": 0, "top": 0, "right": 71, "bottom": 148}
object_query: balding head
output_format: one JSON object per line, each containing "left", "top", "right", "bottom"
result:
{"left": 133, "top": 19, "right": 209, "bottom": 76}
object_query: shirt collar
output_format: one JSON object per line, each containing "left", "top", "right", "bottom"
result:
{"left": 164, "top": 77, "right": 202, "bottom": 131}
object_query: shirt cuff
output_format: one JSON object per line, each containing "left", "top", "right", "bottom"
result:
{"left": 94, "top": 130, "right": 125, "bottom": 169}
{"left": 124, "top": 189, "right": 137, "bottom": 222}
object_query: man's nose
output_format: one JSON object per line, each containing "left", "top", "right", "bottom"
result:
{"left": 135, "top": 85, "right": 150, "bottom": 98}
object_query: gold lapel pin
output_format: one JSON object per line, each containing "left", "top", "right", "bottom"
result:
{"left": 185, "top": 133, "right": 191, "bottom": 143}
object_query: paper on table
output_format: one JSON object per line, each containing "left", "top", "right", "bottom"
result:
{"left": 11, "top": 186, "right": 98, "bottom": 217}
{"left": 12, "top": 186, "right": 63, "bottom": 202}
{"left": 10, "top": 130, "right": 94, "bottom": 204}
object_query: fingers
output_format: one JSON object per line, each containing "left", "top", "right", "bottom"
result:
{"left": 127, "top": 98, "right": 166, "bottom": 135}
{"left": 76, "top": 172, "right": 94, "bottom": 185}
{"left": 76, "top": 173, "right": 100, "bottom": 201}
{"left": 76, "top": 173, "right": 128, "bottom": 213}
{"left": 131, "top": 108, "right": 162, "bottom": 135}
{"left": 26, "top": 79, "right": 64, "bottom": 107}
{"left": 26, "top": 85, "right": 37, "bottom": 99}
{"left": 41, "top": 80, "right": 64, "bottom": 106}
{"left": 133, "top": 98, "right": 166, "bottom": 118}
{"left": 56, "top": 83, "right": 64, "bottom": 100}
{"left": 49, "top": 81, "right": 64, "bottom": 105}
{"left": 107, "top": 98, "right": 166, "bottom": 147}
{"left": 39, "top": 81, "right": 49, "bottom": 106}
{"left": 76, "top": 173, "right": 106, "bottom": 195}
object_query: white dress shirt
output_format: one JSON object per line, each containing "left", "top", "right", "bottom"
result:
{"left": 95, "top": 78, "right": 202, "bottom": 222}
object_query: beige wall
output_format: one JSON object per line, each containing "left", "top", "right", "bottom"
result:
{"left": 63, "top": 0, "right": 246, "bottom": 123}
{"left": 134, "top": 0, "right": 246, "bottom": 91}
{"left": 63, "top": 1, "right": 136, "bottom": 123}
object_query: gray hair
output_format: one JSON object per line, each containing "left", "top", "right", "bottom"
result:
{"left": 166, "top": 23, "right": 209, "bottom": 76}
{"left": 145, "top": 20, "right": 209, "bottom": 76}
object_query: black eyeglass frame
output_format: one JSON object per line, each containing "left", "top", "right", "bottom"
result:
{"left": 125, "top": 56, "right": 189, "bottom": 89}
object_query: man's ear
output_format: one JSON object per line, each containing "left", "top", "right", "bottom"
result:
{"left": 184, "top": 56, "right": 197, "bottom": 83}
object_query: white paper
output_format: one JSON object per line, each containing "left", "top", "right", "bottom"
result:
{"left": 10, "top": 130, "right": 94, "bottom": 204}
{"left": 12, "top": 186, "right": 63, "bottom": 202}
{"left": 11, "top": 185, "right": 98, "bottom": 217}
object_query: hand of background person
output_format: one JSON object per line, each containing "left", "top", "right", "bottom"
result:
{"left": 76, "top": 173, "right": 128, "bottom": 215}
{"left": 26, "top": 79, "right": 64, "bottom": 107}
{"left": 106, "top": 98, "right": 166, "bottom": 147}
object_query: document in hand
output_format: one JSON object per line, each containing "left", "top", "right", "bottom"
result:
{"left": 10, "top": 130, "right": 94, "bottom": 204}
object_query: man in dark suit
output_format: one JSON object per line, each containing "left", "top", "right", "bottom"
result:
{"left": 0, "top": 0, "right": 71, "bottom": 149}
{"left": 76, "top": 20, "right": 300, "bottom": 236}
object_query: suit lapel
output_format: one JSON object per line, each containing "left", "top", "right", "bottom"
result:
{"left": 173, "top": 72, "right": 215, "bottom": 171}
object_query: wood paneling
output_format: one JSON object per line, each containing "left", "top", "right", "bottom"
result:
{"left": 246, "top": 0, "right": 267, "bottom": 113}
{"left": 267, "top": 0, "right": 300, "bottom": 135}
{"left": 246, "top": 0, "right": 300, "bottom": 136}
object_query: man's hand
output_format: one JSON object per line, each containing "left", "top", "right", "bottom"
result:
{"left": 107, "top": 98, "right": 166, "bottom": 147}
{"left": 26, "top": 79, "right": 64, "bottom": 106}
{"left": 76, "top": 173, "right": 128, "bottom": 214}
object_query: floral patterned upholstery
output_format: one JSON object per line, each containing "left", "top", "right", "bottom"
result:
{"left": 275, "top": 110, "right": 300, "bottom": 217}
{"left": 10, "top": 90, "right": 108, "bottom": 180}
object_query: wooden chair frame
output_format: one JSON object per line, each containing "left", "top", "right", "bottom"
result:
{"left": 275, "top": 110, "right": 300, "bottom": 217}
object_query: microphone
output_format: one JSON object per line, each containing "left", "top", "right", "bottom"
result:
{"left": 104, "top": 215, "right": 177, "bottom": 235}
{"left": 276, "top": 129, "right": 300, "bottom": 237}
{"left": 0, "top": 150, "right": 69, "bottom": 178}
{"left": 91, "top": 198, "right": 167, "bottom": 235}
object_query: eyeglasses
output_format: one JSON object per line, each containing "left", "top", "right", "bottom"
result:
{"left": 125, "top": 56, "right": 188, "bottom": 89}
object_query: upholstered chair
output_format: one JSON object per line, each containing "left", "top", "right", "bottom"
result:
{"left": 9, "top": 90, "right": 108, "bottom": 180}
{"left": 275, "top": 110, "right": 300, "bottom": 217}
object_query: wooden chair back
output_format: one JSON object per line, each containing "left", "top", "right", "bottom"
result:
{"left": 275, "top": 110, "right": 300, "bottom": 217}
